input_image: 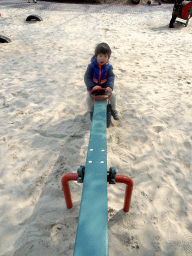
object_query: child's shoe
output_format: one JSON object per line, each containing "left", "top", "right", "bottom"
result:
{"left": 90, "top": 111, "right": 93, "bottom": 121}
{"left": 111, "top": 109, "right": 119, "bottom": 120}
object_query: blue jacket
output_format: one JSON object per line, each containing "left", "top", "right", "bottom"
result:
{"left": 84, "top": 57, "right": 115, "bottom": 92}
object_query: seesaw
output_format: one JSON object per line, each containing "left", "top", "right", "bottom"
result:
{"left": 61, "top": 88, "right": 133, "bottom": 256}
{"left": 176, "top": 1, "right": 192, "bottom": 27}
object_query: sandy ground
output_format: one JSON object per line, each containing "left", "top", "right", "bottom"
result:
{"left": 1, "top": 1, "right": 192, "bottom": 255}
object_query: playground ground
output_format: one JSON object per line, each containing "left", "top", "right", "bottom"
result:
{"left": 1, "top": 1, "right": 192, "bottom": 255}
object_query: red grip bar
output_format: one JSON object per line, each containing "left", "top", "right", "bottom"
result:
{"left": 61, "top": 173, "right": 133, "bottom": 212}
{"left": 89, "top": 88, "right": 112, "bottom": 101}
{"left": 61, "top": 173, "right": 78, "bottom": 209}
{"left": 115, "top": 175, "right": 133, "bottom": 212}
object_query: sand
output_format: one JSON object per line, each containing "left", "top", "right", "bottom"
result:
{"left": 0, "top": 1, "right": 192, "bottom": 255}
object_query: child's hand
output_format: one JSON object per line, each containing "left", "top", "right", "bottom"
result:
{"left": 106, "top": 87, "right": 112, "bottom": 93}
{"left": 93, "top": 86, "right": 102, "bottom": 90}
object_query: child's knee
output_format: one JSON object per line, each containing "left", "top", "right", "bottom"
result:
{"left": 111, "top": 90, "right": 116, "bottom": 98}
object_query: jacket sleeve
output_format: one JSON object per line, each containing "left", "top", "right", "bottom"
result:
{"left": 84, "top": 64, "right": 95, "bottom": 92}
{"left": 106, "top": 66, "right": 115, "bottom": 90}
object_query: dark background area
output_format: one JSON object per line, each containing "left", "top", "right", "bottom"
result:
{"left": 38, "top": 0, "right": 175, "bottom": 5}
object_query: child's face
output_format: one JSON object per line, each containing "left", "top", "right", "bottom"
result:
{"left": 96, "top": 53, "right": 109, "bottom": 66}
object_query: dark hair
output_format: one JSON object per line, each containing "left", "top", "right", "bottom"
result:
{"left": 94, "top": 42, "right": 112, "bottom": 59}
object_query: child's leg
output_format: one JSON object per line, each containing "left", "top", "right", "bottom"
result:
{"left": 109, "top": 90, "right": 116, "bottom": 111}
{"left": 109, "top": 90, "right": 119, "bottom": 120}
{"left": 86, "top": 92, "right": 94, "bottom": 112}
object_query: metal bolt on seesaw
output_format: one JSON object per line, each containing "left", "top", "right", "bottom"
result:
{"left": 61, "top": 88, "right": 133, "bottom": 256}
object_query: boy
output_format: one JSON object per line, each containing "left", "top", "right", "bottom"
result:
{"left": 84, "top": 42, "right": 119, "bottom": 121}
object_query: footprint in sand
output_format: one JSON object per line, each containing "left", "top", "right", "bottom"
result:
{"left": 153, "top": 126, "right": 164, "bottom": 133}
{"left": 153, "top": 187, "right": 174, "bottom": 234}
{"left": 0, "top": 97, "right": 5, "bottom": 108}
{"left": 11, "top": 91, "right": 30, "bottom": 99}
{"left": 183, "top": 141, "right": 192, "bottom": 149}
{"left": 182, "top": 230, "right": 192, "bottom": 255}
{"left": 139, "top": 135, "right": 148, "bottom": 143}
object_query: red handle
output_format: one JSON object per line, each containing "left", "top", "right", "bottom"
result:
{"left": 89, "top": 88, "right": 112, "bottom": 101}
{"left": 61, "top": 173, "right": 78, "bottom": 209}
{"left": 115, "top": 175, "right": 133, "bottom": 212}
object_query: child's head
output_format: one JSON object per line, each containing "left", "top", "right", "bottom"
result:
{"left": 94, "top": 43, "right": 112, "bottom": 66}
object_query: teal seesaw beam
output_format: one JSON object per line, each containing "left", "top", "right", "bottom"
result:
{"left": 73, "top": 99, "right": 108, "bottom": 256}
{"left": 61, "top": 88, "right": 134, "bottom": 256}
